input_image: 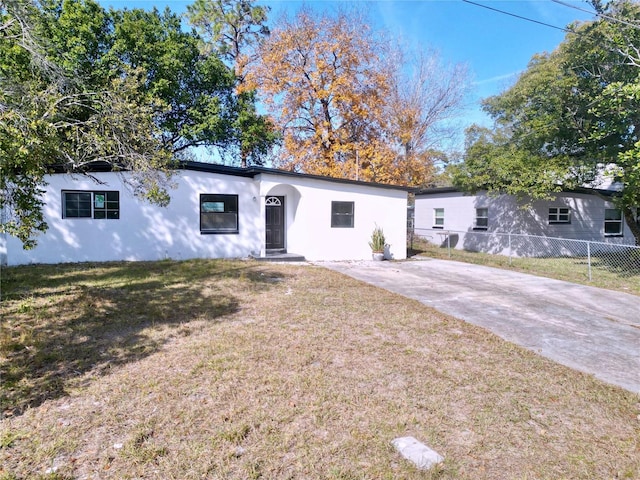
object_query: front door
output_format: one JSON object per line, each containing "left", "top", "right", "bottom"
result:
{"left": 265, "top": 196, "right": 285, "bottom": 251}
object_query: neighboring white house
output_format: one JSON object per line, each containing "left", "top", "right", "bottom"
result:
{"left": 414, "top": 187, "right": 636, "bottom": 255}
{"left": 1, "top": 162, "right": 409, "bottom": 266}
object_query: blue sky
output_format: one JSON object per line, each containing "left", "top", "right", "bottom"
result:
{"left": 100, "top": 0, "right": 596, "bottom": 143}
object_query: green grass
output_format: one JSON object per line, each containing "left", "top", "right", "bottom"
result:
{"left": 409, "top": 237, "right": 640, "bottom": 296}
{"left": 1, "top": 259, "right": 639, "bottom": 479}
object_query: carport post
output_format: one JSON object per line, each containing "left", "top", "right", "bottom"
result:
{"left": 587, "top": 241, "right": 592, "bottom": 282}
{"left": 508, "top": 234, "right": 512, "bottom": 265}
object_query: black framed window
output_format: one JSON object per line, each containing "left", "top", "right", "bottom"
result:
{"left": 62, "top": 191, "right": 119, "bottom": 219}
{"left": 548, "top": 207, "right": 570, "bottom": 224}
{"left": 331, "top": 201, "right": 354, "bottom": 228}
{"left": 200, "top": 194, "right": 238, "bottom": 234}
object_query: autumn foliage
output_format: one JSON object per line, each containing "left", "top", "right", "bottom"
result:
{"left": 243, "top": 9, "right": 388, "bottom": 180}
{"left": 244, "top": 8, "right": 468, "bottom": 187}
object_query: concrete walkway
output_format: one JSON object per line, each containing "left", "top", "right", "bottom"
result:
{"left": 320, "top": 258, "right": 640, "bottom": 393}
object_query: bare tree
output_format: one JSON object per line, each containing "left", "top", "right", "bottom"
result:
{"left": 386, "top": 48, "right": 471, "bottom": 186}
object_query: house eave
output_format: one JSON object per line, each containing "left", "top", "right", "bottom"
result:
{"left": 414, "top": 186, "right": 621, "bottom": 198}
{"left": 180, "top": 161, "right": 413, "bottom": 192}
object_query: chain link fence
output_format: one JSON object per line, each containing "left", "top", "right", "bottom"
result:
{"left": 410, "top": 227, "right": 640, "bottom": 284}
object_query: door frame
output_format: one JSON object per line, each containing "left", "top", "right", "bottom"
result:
{"left": 265, "top": 195, "right": 285, "bottom": 252}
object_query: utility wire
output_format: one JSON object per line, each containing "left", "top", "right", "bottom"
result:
{"left": 551, "top": 0, "right": 640, "bottom": 30}
{"left": 461, "top": 0, "right": 573, "bottom": 33}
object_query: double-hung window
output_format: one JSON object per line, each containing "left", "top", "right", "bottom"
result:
{"left": 331, "top": 201, "right": 354, "bottom": 228}
{"left": 474, "top": 208, "right": 488, "bottom": 230}
{"left": 433, "top": 208, "right": 444, "bottom": 229}
{"left": 548, "top": 207, "right": 570, "bottom": 224}
{"left": 200, "top": 194, "right": 238, "bottom": 234}
{"left": 604, "top": 208, "right": 623, "bottom": 236}
{"left": 62, "top": 191, "right": 120, "bottom": 219}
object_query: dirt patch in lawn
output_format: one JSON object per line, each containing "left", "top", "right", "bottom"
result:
{"left": 1, "top": 259, "right": 639, "bottom": 479}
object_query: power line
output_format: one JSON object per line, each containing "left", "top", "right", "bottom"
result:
{"left": 551, "top": 0, "right": 640, "bottom": 30}
{"left": 461, "top": 0, "right": 573, "bottom": 33}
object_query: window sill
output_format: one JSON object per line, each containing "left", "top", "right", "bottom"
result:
{"left": 432, "top": 226, "right": 444, "bottom": 229}
{"left": 200, "top": 231, "right": 239, "bottom": 235}
{"left": 604, "top": 234, "right": 624, "bottom": 238}
{"left": 473, "top": 227, "right": 488, "bottom": 231}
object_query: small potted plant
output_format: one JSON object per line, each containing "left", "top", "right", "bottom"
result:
{"left": 368, "top": 225, "right": 387, "bottom": 261}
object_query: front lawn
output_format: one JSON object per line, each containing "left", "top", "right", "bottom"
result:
{"left": 1, "top": 260, "right": 638, "bottom": 479}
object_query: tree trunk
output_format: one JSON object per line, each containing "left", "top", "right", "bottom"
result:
{"left": 624, "top": 207, "right": 640, "bottom": 245}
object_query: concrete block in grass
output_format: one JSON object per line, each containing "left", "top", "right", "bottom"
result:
{"left": 392, "top": 436, "right": 444, "bottom": 470}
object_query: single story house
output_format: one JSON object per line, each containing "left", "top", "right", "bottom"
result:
{"left": 414, "top": 187, "right": 637, "bottom": 255}
{"left": 1, "top": 162, "right": 409, "bottom": 266}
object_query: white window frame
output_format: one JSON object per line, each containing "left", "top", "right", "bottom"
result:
{"left": 604, "top": 208, "right": 623, "bottom": 236}
{"left": 548, "top": 207, "right": 570, "bottom": 224}
{"left": 474, "top": 207, "right": 488, "bottom": 230}
{"left": 433, "top": 208, "right": 444, "bottom": 229}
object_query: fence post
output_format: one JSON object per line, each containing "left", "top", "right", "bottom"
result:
{"left": 587, "top": 241, "right": 592, "bottom": 282}
{"left": 447, "top": 231, "right": 451, "bottom": 258}
{"left": 508, "top": 234, "right": 512, "bottom": 265}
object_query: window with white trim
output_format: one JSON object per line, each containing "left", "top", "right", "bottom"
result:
{"left": 200, "top": 194, "right": 238, "bottom": 234}
{"left": 331, "top": 201, "right": 354, "bottom": 228}
{"left": 548, "top": 207, "right": 570, "bottom": 224}
{"left": 604, "top": 208, "right": 623, "bottom": 236}
{"left": 62, "top": 191, "right": 120, "bottom": 219}
{"left": 474, "top": 207, "right": 488, "bottom": 230}
{"left": 433, "top": 208, "right": 444, "bottom": 229}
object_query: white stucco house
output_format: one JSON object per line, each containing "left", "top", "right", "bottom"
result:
{"left": 1, "top": 162, "right": 409, "bottom": 266}
{"left": 414, "top": 187, "right": 637, "bottom": 255}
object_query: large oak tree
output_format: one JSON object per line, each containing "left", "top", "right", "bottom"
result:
{"left": 244, "top": 8, "right": 392, "bottom": 180}
{"left": 245, "top": 7, "right": 469, "bottom": 187}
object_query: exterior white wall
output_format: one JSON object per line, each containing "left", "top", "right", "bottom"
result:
{"left": 414, "top": 190, "right": 635, "bottom": 254}
{"left": 5, "top": 168, "right": 408, "bottom": 265}
{"left": 259, "top": 173, "right": 408, "bottom": 261}
{"left": 5, "top": 170, "right": 262, "bottom": 265}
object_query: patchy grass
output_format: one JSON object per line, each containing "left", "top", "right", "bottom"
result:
{"left": 410, "top": 237, "right": 640, "bottom": 296}
{"left": 1, "top": 259, "right": 639, "bottom": 479}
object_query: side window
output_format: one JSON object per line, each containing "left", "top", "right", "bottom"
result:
{"left": 200, "top": 194, "right": 238, "bottom": 234}
{"left": 93, "top": 192, "right": 120, "bottom": 219}
{"left": 62, "top": 191, "right": 119, "bottom": 219}
{"left": 331, "top": 201, "right": 354, "bottom": 228}
{"left": 475, "top": 208, "right": 488, "bottom": 230}
{"left": 548, "top": 207, "right": 570, "bottom": 224}
{"left": 604, "top": 208, "right": 623, "bottom": 236}
{"left": 433, "top": 208, "right": 444, "bottom": 229}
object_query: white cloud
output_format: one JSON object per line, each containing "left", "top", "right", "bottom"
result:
{"left": 473, "top": 71, "right": 522, "bottom": 86}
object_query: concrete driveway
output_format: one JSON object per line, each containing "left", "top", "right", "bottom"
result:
{"left": 320, "top": 258, "right": 640, "bottom": 393}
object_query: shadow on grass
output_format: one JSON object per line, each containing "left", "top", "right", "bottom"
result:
{"left": 0, "top": 259, "right": 287, "bottom": 417}
{"left": 590, "top": 252, "right": 640, "bottom": 278}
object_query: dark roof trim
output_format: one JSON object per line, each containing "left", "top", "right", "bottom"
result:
{"left": 414, "top": 187, "right": 460, "bottom": 196}
{"left": 180, "top": 161, "right": 257, "bottom": 178}
{"left": 415, "top": 186, "right": 620, "bottom": 198}
{"left": 49, "top": 160, "right": 412, "bottom": 192}
{"left": 181, "top": 161, "right": 412, "bottom": 191}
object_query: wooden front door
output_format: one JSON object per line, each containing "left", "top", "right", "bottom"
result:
{"left": 265, "top": 196, "right": 285, "bottom": 251}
